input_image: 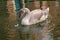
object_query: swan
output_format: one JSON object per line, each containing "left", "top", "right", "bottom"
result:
{"left": 19, "top": 8, "right": 49, "bottom": 25}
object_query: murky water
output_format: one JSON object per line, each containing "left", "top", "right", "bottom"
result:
{"left": 0, "top": 0, "right": 60, "bottom": 40}
{"left": 14, "top": 22, "right": 53, "bottom": 40}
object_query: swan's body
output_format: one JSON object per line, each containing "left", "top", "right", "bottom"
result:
{"left": 20, "top": 8, "right": 49, "bottom": 25}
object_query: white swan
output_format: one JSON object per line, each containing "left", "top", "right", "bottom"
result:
{"left": 20, "top": 8, "right": 49, "bottom": 25}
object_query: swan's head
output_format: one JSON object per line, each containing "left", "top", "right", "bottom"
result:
{"left": 18, "top": 8, "right": 30, "bottom": 20}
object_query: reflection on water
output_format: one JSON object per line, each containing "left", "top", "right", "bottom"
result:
{"left": 15, "top": 23, "right": 53, "bottom": 40}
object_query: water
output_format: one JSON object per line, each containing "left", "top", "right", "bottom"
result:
{"left": 14, "top": 23, "right": 53, "bottom": 40}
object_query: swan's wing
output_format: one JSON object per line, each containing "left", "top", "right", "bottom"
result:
{"left": 29, "top": 10, "right": 49, "bottom": 25}
{"left": 29, "top": 12, "right": 43, "bottom": 23}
